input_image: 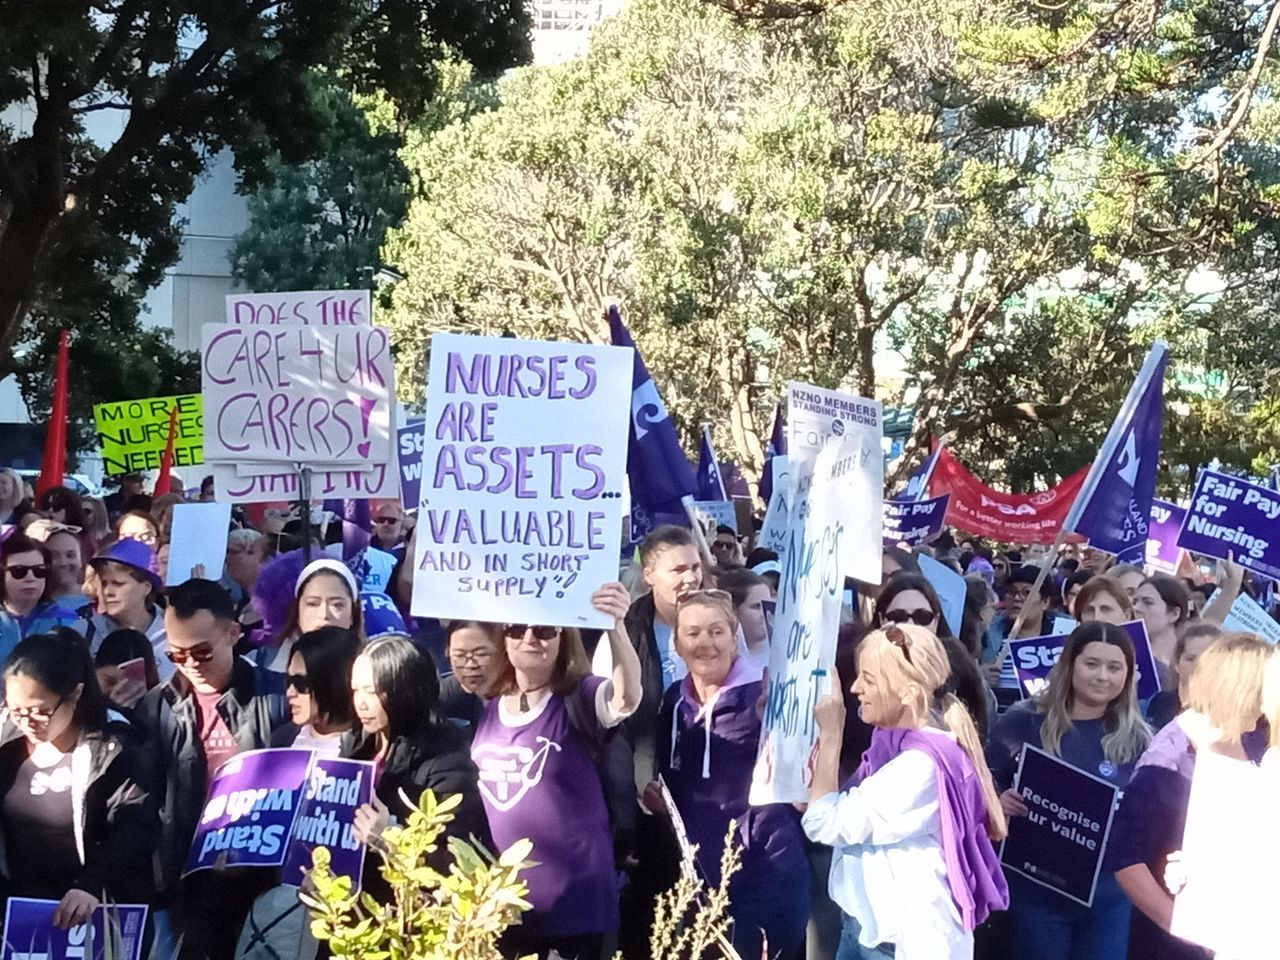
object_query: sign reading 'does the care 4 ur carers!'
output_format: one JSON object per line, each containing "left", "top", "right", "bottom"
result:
{"left": 411, "top": 334, "right": 633, "bottom": 630}
{"left": 185, "top": 748, "right": 311, "bottom": 875}
{"left": 226, "top": 289, "right": 372, "bottom": 326}
{"left": 1176, "top": 469, "right": 1280, "bottom": 579}
{"left": 1000, "top": 745, "right": 1119, "bottom": 908}
{"left": 200, "top": 323, "right": 394, "bottom": 465}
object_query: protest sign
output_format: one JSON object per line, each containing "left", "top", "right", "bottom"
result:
{"left": 2, "top": 899, "right": 148, "bottom": 960}
{"left": 233, "top": 460, "right": 374, "bottom": 477}
{"left": 410, "top": 334, "right": 632, "bottom": 630}
{"left": 93, "top": 393, "right": 203, "bottom": 476}
{"left": 1000, "top": 745, "right": 1119, "bottom": 907}
{"left": 1146, "top": 498, "right": 1187, "bottom": 574}
{"left": 397, "top": 420, "right": 426, "bottom": 509}
{"left": 1177, "top": 469, "right": 1280, "bottom": 579}
{"left": 918, "top": 554, "right": 965, "bottom": 637}
{"left": 786, "top": 382, "right": 882, "bottom": 466}
{"left": 185, "top": 748, "right": 312, "bottom": 875}
{"left": 282, "top": 757, "right": 375, "bottom": 888}
{"left": 692, "top": 500, "right": 738, "bottom": 533}
{"left": 226, "top": 289, "right": 371, "bottom": 326}
{"left": 1008, "top": 620, "right": 1159, "bottom": 700}
{"left": 930, "top": 448, "right": 1090, "bottom": 544}
{"left": 1207, "top": 588, "right": 1280, "bottom": 644}
{"left": 883, "top": 493, "right": 949, "bottom": 546}
{"left": 165, "top": 502, "right": 232, "bottom": 585}
{"left": 1171, "top": 747, "right": 1280, "bottom": 958}
{"left": 200, "top": 324, "right": 394, "bottom": 465}
{"left": 209, "top": 460, "right": 398, "bottom": 504}
{"left": 758, "top": 456, "right": 790, "bottom": 553}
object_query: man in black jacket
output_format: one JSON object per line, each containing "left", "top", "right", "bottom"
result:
{"left": 135, "top": 579, "right": 287, "bottom": 960}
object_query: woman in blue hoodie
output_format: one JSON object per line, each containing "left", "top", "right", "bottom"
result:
{"left": 644, "top": 589, "right": 810, "bottom": 960}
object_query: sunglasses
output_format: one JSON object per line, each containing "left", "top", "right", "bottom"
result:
{"left": 6, "top": 696, "right": 64, "bottom": 723}
{"left": 883, "top": 608, "right": 935, "bottom": 627}
{"left": 285, "top": 673, "right": 311, "bottom": 694}
{"left": 166, "top": 645, "right": 217, "bottom": 665}
{"left": 503, "top": 625, "right": 559, "bottom": 641}
{"left": 6, "top": 564, "right": 48, "bottom": 580}
{"left": 884, "top": 624, "right": 913, "bottom": 663}
{"left": 373, "top": 517, "right": 399, "bottom": 526}
{"left": 680, "top": 588, "right": 732, "bottom": 603}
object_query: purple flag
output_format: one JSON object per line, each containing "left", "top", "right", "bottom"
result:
{"left": 719, "top": 461, "right": 752, "bottom": 499}
{"left": 893, "top": 442, "right": 944, "bottom": 502}
{"left": 324, "top": 498, "right": 372, "bottom": 562}
{"left": 282, "top": 757, "right": 375, "bottom": 889}
{"left": 185, "top": 748, "right": 312, "bottom": 875}
{"left": 2, "top": 899, "right": 149, "bottom": 960}
{"left": 696, "top": 426, "right": 728, "bottom": 501}
{"left": 759, "top": 402, "right": 786, "bottom": 504}
{"left": 608, "top": 306, "right": 698, "bottom": 541}
{"left": 1064, "top": 344, "right": 1168, "bottom": 562}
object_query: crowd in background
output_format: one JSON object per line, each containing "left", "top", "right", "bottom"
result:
{"left": 0, "top": 463, "right": 1276, "bottom": 960}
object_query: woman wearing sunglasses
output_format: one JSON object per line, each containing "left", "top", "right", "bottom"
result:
{"left": 0, "top": 534, "right": 81, "bottom": 662}
{"left": 274, "top": 626, "right": 363, "bottom": 756}
{"left": 805, "top": 624, "right": 1008, "bottom": 960}
{"left": 0, "top": 633, "right": 155, "bottom": 929}
{"left": 467, "top": 581, "right": 640, "bottom": 960}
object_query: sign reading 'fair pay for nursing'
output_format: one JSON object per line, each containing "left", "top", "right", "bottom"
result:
{"left": 411, "top": 334, "right": 633, "bottom": 630}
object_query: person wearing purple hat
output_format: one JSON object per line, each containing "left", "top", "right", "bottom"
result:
{"left": 72, "top": 537, "right": 169, "bottom": 677}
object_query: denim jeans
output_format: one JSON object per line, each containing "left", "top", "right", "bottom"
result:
{"left": 835, "top": 913, "right": 895, "bottom": 960}
{"left": 1008, "top": 873, "right": 1131, "bottom": 960}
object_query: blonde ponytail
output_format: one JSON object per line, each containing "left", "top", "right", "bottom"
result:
{"left": 940, "top": 692, "right": 1007, "bottom": 841}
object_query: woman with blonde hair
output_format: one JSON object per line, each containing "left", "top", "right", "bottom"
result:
{"left": 987, "top": 621, "right": 1152, "bottom": 958}
{"left": 1109, "top": 632, "right": 1271, "bottom": 960}
{"left": 804, "top": 624, "right": 1008, "bottom": 959}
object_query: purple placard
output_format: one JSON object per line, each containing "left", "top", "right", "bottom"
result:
{"left": 2, "top": 899, "right": 148, "bottom": 960}
{"left": 1146, "top": 498, "right": 1186, "bottom": 574}
{"left": 1008, "top": 620, "right": 1160, "bottom": 702}
{"left": 397, "top": 420, "right": 425, "bottom": 510}
{"left": 281, "top": 757, "right": 375, "bottom": 888}
{"left": 185, "top": 748, "right": 313, "bottom": 875}
{"left": 999, "top": 746, "right": 1119, "bottom": 907}
{"left": 1177, "top": 469, "right": 1280, "bottom": 579}
{"left": 882, "top": 493, "right": 949, "bottom": 546}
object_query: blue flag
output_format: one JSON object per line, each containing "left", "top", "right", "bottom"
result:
{"left": 608, "top": 306, "right": 698, "bottom": 540}
{"left": 696, "top": 426, "right": 728, "bottom": 501}
{"left": 719, "top": 461, "right": 752, "bottom": 499}
{"left": 759, "top": 402, "right": 787, "bottom": 504}
{"left": 323, "top": 498, "right": 372, "bottom": 562}
{"left": 894, "top": 443, "right": 944, "bottom": 502}
{"left": 1064, "top": 343, "right": 1169, "bottom": 563}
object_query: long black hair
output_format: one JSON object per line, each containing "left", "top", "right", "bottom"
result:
{"left": 6, "top": 633, "right": 110, "bottom": 731}
{"left": 362, "top": 635, "right": 441, "bottom": 739}
{"left": 293, "top": 626, "right": 363, "bottom": 727}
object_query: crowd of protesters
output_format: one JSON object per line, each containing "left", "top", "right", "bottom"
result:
{"left": 0, "top": 464, "right": 1277, "bottom": 960}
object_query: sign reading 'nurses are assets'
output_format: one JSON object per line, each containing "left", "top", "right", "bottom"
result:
{"left": 411, "top": 334, "right": 633, "bottom": 630}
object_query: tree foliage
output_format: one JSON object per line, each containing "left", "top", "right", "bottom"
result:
{"left": 383, "top": 0, "right": 1280, "bottom": 495}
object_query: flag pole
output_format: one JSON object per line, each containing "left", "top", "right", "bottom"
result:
{"left": 36, "top": 331, "right": 70, "bottom": 500}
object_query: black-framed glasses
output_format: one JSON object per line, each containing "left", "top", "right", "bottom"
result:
{"left": 6, "top": 564, "right": 48, "bottom": 580}
{"left": 504, "top": 625, "right": 558, "bottom": 641}
{"left": 166, "top": 645, "right": 217, "bottom": 665}
{"left": 883, "top": 608, "right": 935, "bottom": 627}
{"left": 285, "top": 673, "right": 311, "bottom": 694}
{"left": 451, "top": 649, "right": 495, "bottom": 667}
{"left": 6, "top": 697, "right": 64, "bottom": 723}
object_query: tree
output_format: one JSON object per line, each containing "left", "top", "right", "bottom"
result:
{"left": 0, "top": 0, "right": 532, "bottom": 388}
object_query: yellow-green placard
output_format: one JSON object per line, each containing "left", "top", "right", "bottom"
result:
{"left": 93, "top": 394, "right": 204, "bottom": 476}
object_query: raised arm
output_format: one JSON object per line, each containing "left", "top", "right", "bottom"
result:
{"left": 592, "top": 582, "right": 642, "bottom": 716}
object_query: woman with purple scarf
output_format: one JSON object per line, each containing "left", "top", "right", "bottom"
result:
{"left": 643, "top": 589, "right": 810, "bottom": 960}
{"left": 804, "top": 624, "right": 1008, "bottom": 959}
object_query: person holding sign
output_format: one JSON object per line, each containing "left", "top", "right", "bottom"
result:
{"left": 987, "top": 622, "right": 1152, "bottom": 960}
{"left": 469, "top": 582, "right": 640, "bottom": 960}
{"left": 803, "top": 625, "right": 1008, "bottom": 960}
{"left": 0, "top": 634, "right": 155, "bottom": 926}
{"left": 643, "top": 589, "right": 810, "bottom": 960}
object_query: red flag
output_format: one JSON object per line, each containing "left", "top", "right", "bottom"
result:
{"left": 155, "top": 405, "right": 180, "bottom": 496}
{"left": 36, "top": 331, "right": 70, "bottom": 500}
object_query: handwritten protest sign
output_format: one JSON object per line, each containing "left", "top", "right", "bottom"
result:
{"left": 93, "top": 393, "right": 203, "bottom": 476}
{"left": 397, "top": 420, "right": 426, "bottom": 509}
{"left": 410, "top": 334, "right": 632, "bottom": 629}
{"left": 200, "top": 324, "right": 394, "bottom": 465}
{"left": 185, "top": 748, "right": 312, "bottom": 875}
{"left": 282, "top": 757, "right": 375, "bottom": 888}
{"left": 1000, "top": 746, "right": 1119, "bottom": 907}
{"left": 1146, "top": 498, "right": 1187, "bottom": 574}
{"left": 2, "top": 899, "right": 148, "bottom": 960}
{"left": 883, "top": 493, "right": 949, "bottom": 546}
{"left": 226, "top": 290, "right": 371, "bottom": 326}
{"left": 1177, "top": 469, "right": 1280, "bottom": 579}
{"left": 1008, "top": 620, "right": 1159, "bottom": 701}
{"left": 210, "top": 461, "right": 398, "bottom": 504}
{"left": 691, "top": 500, "right": 738, "bottom": 533}
{"left": 1207, "top": 588, "right": 1280, "bottom": 644}
{"left": 758, "top": 456, "right": 790, "bottom": 553}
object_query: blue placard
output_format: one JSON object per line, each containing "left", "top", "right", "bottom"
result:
{"left": 1008, "top": 620, "right": 1160, "bottom": 701}
{"left": 882, "top": 493, "right": 949, "bottom": 546}
{"left": 1177, "top": 469, "right": 1280, "bottom": 579}
{"left": 2, "top": 899, "right": 148, "bottom": 960}
{"left": 281, "top": 757, "right": 374, "bottom": 889}
{"left": 999, "top": 745, "right": 1119, "bottom": 907}
{"left": 397, "top": 420, "right": 426, "bottom": 510}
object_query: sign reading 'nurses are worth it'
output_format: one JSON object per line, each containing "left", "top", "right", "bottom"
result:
{"left": 93, "top": 394, "right": 203, "bottom": 476}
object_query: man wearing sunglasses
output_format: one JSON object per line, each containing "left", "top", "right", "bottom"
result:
{"left": 135, "top": 579, "right": 288, "bottom": 960}
{"left": 370, "top": 501, "right": 406, "bottom": 559}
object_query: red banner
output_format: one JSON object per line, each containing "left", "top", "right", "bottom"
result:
{"left": 928, "top": 448, "right": 1090, "bottom": 544}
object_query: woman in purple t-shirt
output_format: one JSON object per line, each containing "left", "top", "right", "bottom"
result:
{"left": 471, "top": 582, "right": 640, "bottom": 960}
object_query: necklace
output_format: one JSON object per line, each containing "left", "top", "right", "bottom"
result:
{"left": 518, "top": 683, "right": 549, "bottom": 713}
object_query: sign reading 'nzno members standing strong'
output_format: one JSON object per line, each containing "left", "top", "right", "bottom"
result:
{"left": 411, "top": 335, "right": 633, "bottom": 631}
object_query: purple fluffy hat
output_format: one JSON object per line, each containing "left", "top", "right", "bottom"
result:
{"left": 251, "top": 548, "right": 309, "bottom": 642}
